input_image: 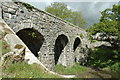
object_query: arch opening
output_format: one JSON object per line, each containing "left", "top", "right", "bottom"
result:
{"left": 73, "top": 37, "right": 81, "bottom": 51}
{"left": 73, "top": 37, "right": 81, "bottom": 62}
{"left": 16, "top": 28, "right": 45, "bottom": 57}
{"left": 54, "top": 34, "right": 68, "bottom": 65}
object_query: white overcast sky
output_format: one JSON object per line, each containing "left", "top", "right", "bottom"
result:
{"left": 20, "top": 0, "right": 119, "bottom": 28}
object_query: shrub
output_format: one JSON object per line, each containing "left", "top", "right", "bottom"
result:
{"left": 110, "top": 62, "right": 120, "bottom": 72}
{"left": 85, "top": 48, "right": 116, "bottom": 68}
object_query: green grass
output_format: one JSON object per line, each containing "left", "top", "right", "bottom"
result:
{"left": 1, "top": 38, "right": 61, "bottom": 78}
{"left": 0, "top": 40, "right": 10, "bottom": 55}
{"left": 2, "top": 61, "right": 61, "bottom": 78}
{"left": 56, "top": 63, "right": 91, "bottom": 75}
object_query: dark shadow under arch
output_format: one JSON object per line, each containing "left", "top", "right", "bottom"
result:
{"left": 73, "top": 37, "right": 81, "bottom": 51}
{"left": 73, "top": 37, "right": 81, "bottom": 62}
{"left": 16, "top": 28, "right": 45, "bottom": 57}
{"left": 54, "top": 34, "right": 68, "bottom": 65}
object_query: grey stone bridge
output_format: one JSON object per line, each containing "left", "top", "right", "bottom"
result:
{"left": 0, "top": 0, "right": 91, "bottom": 71}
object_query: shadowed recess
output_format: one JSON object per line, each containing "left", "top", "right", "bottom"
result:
{"left": 73, "top": 37, "right": 81, "bottom": 51}
{"left": 16, "top": 28, "right": 45, "bottom": 57}
{"left": 54, "top": 34, "right": 68, "bottom": 65}
{"left": 73, "top": 37, "right": 81, "bottom": 62}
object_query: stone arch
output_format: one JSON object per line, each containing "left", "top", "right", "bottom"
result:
{"left": 73, "top": 37, "right": 81, "bottom": 62}
{"left": 73, "top": 37, "right": 81, "bottom": 51}
{"left": 54, "top": 34, "right": 69, "bottom": 65}
{"left": 16, "top": 28, "right": 45, "bottom": 57}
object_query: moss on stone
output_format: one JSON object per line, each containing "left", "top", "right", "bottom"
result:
{"left": 14, "top": 0, "right": 34, "bottom": 10}
{"left": 80, "top": 34, "right": 83, "bottom": 38}
{"left": 22, "top": 2, "right": 34, "bottom": 10}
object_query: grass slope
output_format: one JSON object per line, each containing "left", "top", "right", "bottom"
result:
{"left": 0, "top": 39, "right": 10, "bottom": 55}
{"left": 56, "top": 63, "right": 91, "bottom": 75}
{"left": 2, "top": 61, "right": 61, "bottom": 78}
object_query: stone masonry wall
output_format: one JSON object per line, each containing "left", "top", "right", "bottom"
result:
{"left": 0, "top": 0, "right": 90, "bottom": 71}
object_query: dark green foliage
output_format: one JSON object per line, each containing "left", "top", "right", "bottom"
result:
{"left": 85, "top": 47, "right": 120, "bottom": 72}
{"left": 45, "top": 2, "right": 87, "bottom": 29}
{"left": 110, "top": 62, "right": 120, "bottom": 72}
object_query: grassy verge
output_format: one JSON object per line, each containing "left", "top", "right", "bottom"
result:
{"left": 1, "top": 37, "right": 61, "bottom": 78}
{"left": 55, "top": 63, "right": 91, "bottom": 75}
{"left": 0, "top": 40, "right": 10, "bottom": 55}
{"left": 2, "top": 61, "right": 61, "bottom": 78}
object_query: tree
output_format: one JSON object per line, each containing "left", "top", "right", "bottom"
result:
{"left": 71, "top": 11, "right": 87, "bottom": 29}
{"left": 86, "top": 4, "right": 120, "bottom": 71}
{"left": 87, "top": 4, "right": 120, "bottom": 47}
{"left": 45, "top": 2, "right": 87, "bottom": 29}
{"left": 45, "top": 2, "right": 72, "bottom": 20}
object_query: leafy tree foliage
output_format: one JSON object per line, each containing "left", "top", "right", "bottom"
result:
{"left": 86, "top": 4, "right": 120, "bottom": 72}
{"left": 45, "top": 2, "right": 72, "bottom": 20}
{"left": 71, "top": 11, "right": 87, "bottom": 29}
{"left": 87, "top": 4, "right": 120, "bottom": 46}
{"left": 45, "top": 2, "right": 87, "bottom": 29}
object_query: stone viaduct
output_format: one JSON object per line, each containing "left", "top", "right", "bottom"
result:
{"left": 0, "top": 0, "right": 90, "bottom": 71}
